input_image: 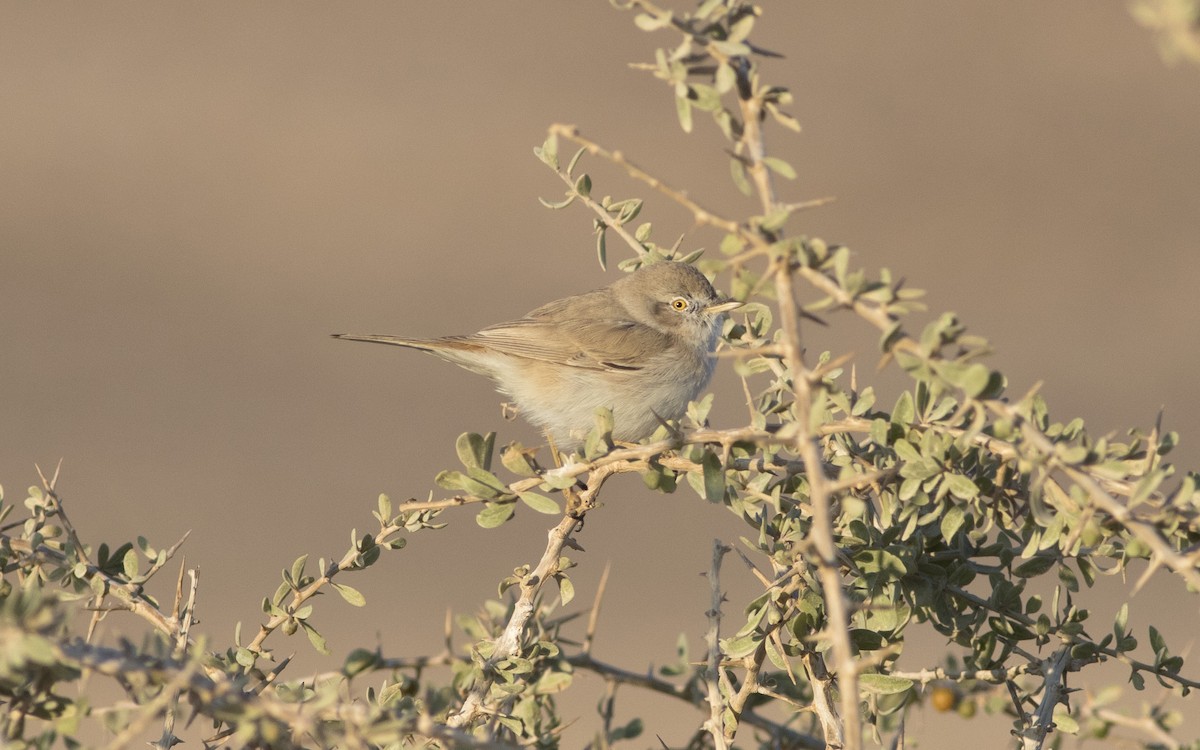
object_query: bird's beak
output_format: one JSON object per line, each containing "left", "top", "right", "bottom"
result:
{"left": 706, "top": 299, "right": 744, "bottom": 314}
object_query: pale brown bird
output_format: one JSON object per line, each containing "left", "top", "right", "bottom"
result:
{"left": 333, "top": 261, "right": 740, "bottom": 448}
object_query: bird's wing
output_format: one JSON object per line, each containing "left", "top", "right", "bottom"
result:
{"left": 469, "top": 315, "right": 672, "bottom": 371}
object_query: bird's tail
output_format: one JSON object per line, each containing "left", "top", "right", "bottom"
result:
{"left": 330, "top": 333, "right": 440, "bottom": 351}
{"left": 331, "top": 333, "right": 494, "bottom": 377}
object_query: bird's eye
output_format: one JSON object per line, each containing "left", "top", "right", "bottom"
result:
{"left": 671, "top": 297, "right": 689, "bottom": 311}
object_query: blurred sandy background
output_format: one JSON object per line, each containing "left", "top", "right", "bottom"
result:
{"left": 2, "top": 2, "right": 1199, "bottom": 747}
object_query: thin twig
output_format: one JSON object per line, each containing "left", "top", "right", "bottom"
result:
{"left": 98, "top": 630, "right": 203, "bottom": 750}
{"left": 548, "top": 155, "right": 647, "bottom": 260}
{"left": 702, "top": 540, "right": 731, "bottom": 749}
{"left": 153, "top": 567, "right": 198, "bottom": 749}
{"left": 245, "top": 518, "right": 411, "bottom": 657}
{"left": 567, "top": 653, "right": 822, "bottom": 749}
{"left": 773, "top": 253, "right": 860, "bottom": 749}
{"left": 890, "top": 663, "right": 1037, "bottom": 686}
{"left": 1016, "top": 646, "right": 1072, "bottom": 750}
{"left": 1084, "top": 704, "right": 1180, "bottom": 749}
{"left": 6, "top": 538, "right": 181, "bottom": 640}
{"left": 446, "top": 513, "right": 581, "bottom": 727}
{"left": 550, "top": 124, "right": 741, "bottom": 236}
{"left": 583, "top": 562, "right": 611, "bottom": 656}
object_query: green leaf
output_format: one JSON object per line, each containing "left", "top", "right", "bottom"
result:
{"left": 1149, "top": 625, "right": 1167, "bottom": 656}
{"left": 455, "top": 432, "right": 495, "bottom": 471}
{"left": 235, "top": 647, "right": 256, "bottom": 667}
{"left": 689, "top": 83, "right": 722, "bottom": 112}
{"left": 557, "top": 575, "right": 575, "bottom": 606}
{"left": 701, "top": 449, "right": 725, "bottom": 502}
{"left": 574, "top": 172, "right": 592, "bottom": 198}
{"left": 566, "top": 146, "right": 586, "bottom": 177}
{"left": 687, "top": 393, "right": 714, "bottom": 427}
{"left": 831, "top": 245, "right": 850, "bottom": 286}
{"left": 533, "top": 134, "right": 558, "bottom": 169}
{"left": 476, "top": 502, "right": 516, "bottom": 529}
{"left": 880, "top": 322, "right": 905, "bottom": 353}
{"left": 893, "top": 439, "right": 920, "bottom": 462}
{"left": 21, "top": 634, "right": 57, "bottom": 666}
{"left": 769, "top": 107, "right": 803, "bottom": 132}
{"left": 435, "top": 468, "right": 508, "bottom": 498}
{"left": 943, "top": 473, "right": 979, "bottom": 500}
{"left": 612, "top": 198, "right": 643, "bottom": 225}
{"left": 859, "top": 673, "right": 914, "bottom": 695}
{"left": 715, "top": 62, "right": 735, "bottom": 93}
{"left": 633, "top": 11, "right": 672, "bottom": 31}
{"left": 596, "top": 228, "right": 607, "bottom": 271}
{"left": 1014, "top": 556, "right": 1055, "bottom": 578}
{"left": 1114, "top": 603, "right": 1130, "bottom": 639}
{"left": 849, "top": 629, "right": 885, "bottom": 651}
{"left": 642, "top": 463, "right": 678, "bottom": 493}
{"left": 851, "top": 386, "right": 876, "bottom": 416}
{"left": 301, "top": 621, "right": 330, "bottom": 655}
{"left": 609, "top": 717, "right": 644, "bottom": 741}
{"left": 500, "top": 443, "right": 539, "bottom": 477}
{"left": 535, "top": 670, "right": 573, "bottom": 694}
{"left": 1052, "top": 707, "right": 1080, "bottom": 734}
{"left": 960, "top": 363, "right": 993, "bottom": 398}
{"left": 538, "top": 193, "right": 577, "bottom": 210}
{"left": 332, "top": 583, "right": 366, "bottom": 607}
{"left": 675, "top": 94, "right": 693, "bottom": 133}
{"left": 290, "top": 554, "right": 308, "bottom": 586}
{"left": 721, "top": 633, "right": 760, "bottom": 659}
{"left": 123, "top": 548, "right": 139, "bottom": 580}
{"left": 764, "top": 637, "right": 789, "bottom": 670}
{"left": 518, "top": 491, "right": 560, "bottom": 515}
{"left": 343, "top": 648, "right": 378, "bottom": 677}
{"left": 870, "top": 418, "right": 891, "bottom": 447}
{"left": 759, "top": 205, "right": 793, "bottom": 232}
{"left": 854, "top": 549, "right": 909, "bottom": 577}
{"left": 892, "top": 391, "right": 915, "bottom": 426}
{"left": 762, "top": 156, "right": 796, "bottom": 180}
{"left": 941, "top": 505, "right": 966, "bottom": 541}
{"left": 730, "top": 158, "right": 752, "bottom": 196}
{"left": 727, "top": 13, "right": 755, "bottom": 42}
{"left": 720, "top": 232, "right": 744, "bottom": 256}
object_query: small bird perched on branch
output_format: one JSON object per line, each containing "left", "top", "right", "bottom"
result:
{"left": 333, "top": 261, "right": 741, "bottom": 450}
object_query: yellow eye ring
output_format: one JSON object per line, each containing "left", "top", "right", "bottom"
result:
{"left": 671, "top": 297, "right": 689, "bottom": 311}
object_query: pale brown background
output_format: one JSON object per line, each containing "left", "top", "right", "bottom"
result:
{"left": 2, "top": 2, "right": 1199, "bottom": 747}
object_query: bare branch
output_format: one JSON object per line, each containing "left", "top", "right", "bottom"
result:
{"left": 447, "top": 512, "right": 581, "bottom": 727}
{"left": 567, "top": 653, "right": 823, "bottom": 749}
{"left": 702, "top": 539, "right": 731, "bottom": 749}
{"left": 583, "top": 561, "right": 611, "bottom": 656}
{"left": 1016, "top": 646, "right": 1072, "bottom": 750}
